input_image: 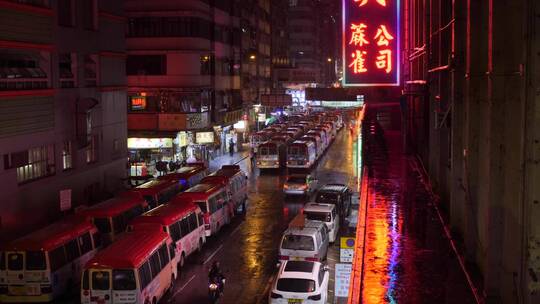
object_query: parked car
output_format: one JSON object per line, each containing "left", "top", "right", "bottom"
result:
{"left": 303, "top": 203, "right": 340, "bottom": 243}
{"left": 269, "top": 260, "right": 329, "bottom": 304}
{"left": 279, "top": 215, "right": 329, "bottom": 262}
{"left": 283, "top": 174, "right": 318, "bottom": 196}
{"left": 315, "top": 184, "right": 353, "bottom": 218}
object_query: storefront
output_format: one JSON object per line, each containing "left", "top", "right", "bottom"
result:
{"left": 128, "top": 137, "right": 174, "bottom": 177}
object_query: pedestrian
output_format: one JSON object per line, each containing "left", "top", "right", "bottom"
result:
{"left": 229, "top": 138, "right": 234, "bottom": 156}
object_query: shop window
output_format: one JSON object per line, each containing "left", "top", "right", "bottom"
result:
{"left": 58, "top": 0, "right": 74, "bottom": 27}
{"left": 82, "top": 0, "right": 97, "bottom": 30}
{"left": 62, "top": 141, "right": 73, "bottom": 170}
{"left": 86, "top": 135, "right": 98, "bottom": 164}
{"left": 59, "top": 53, "right": 77, "bottom": 88}
{"left": 126, "top": 55, "right": 166, "bottom": 76}
{"left": 0, "top": 52, "right": 48, "bottom": 91}
{"left": 4, "top": 145, "right": 55, "bottom": 184}
{"left": 84, "top": 54, "right": 98, "bottom": 87}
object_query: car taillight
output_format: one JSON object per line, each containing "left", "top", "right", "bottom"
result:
{"left": 278, "top": 255, "right": 289, "bottom": 260}
{"left": 270, "top": 292, "right": 282, "bottom": 298}
{"left": 308, "top": 294, "right": 321, "bottom": 300}
{"left": 83, "top": 290, "right": 89, "bottom": 297}
{"left": 305, "top": 257, "right": 319, "bottom": 262}
{"left": 283, "top": 184, "right": 289, "bottom": 189}
{"left": 40, "top": 285, "right": 52, "bottom": 293}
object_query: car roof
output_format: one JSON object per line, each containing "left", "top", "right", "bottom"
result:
{"left": 284, "top": 226, "right": 319, "bottom": 237}
{"left": 318, "top": 184, "right": 349, "bottom": 193}
{"left": 278, "top": 261, "right": 319, "bottom": 280}
{"left": 304, "top": 203, "right": 335, "bottom": 212}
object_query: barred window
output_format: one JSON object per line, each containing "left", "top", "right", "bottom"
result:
{"left": 86, "top": 135, "right": 98, "bottom": 163}
{"left": 3, "top": 145, "right": 55, "bottom": 184}
{"left": 62, "top": 141, "right": 73, "bottom": 170}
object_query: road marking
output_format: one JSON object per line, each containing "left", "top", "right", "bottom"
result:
{"left": 170, "top": 274, "right": 196, "bottom": 301}
{"left": 203, "top": 244, "right": 224, "bottom": 265}
{"left": 230, "top": 223, "right": 244, "bottom": 236}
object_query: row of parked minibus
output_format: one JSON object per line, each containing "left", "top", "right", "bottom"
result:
{"left": 0, "top": 163, "right": 249, "bottom": 304}
{"left": 252, "top": 111, "right": 344, "bottom": 170}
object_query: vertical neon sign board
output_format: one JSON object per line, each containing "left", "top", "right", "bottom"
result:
{"left": 342, "top": 0, "right": 400, "bottom": 86}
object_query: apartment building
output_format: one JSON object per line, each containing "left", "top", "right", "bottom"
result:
{"left": 0, "top": 0, "right": 127, "bottom": 241}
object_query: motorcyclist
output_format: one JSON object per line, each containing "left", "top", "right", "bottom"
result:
{"left": 208, "top": 261, "right": 225, "bottom": 294}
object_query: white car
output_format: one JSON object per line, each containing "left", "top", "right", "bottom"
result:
{"left": 269, "top": 260, "right": 329, "bottom": 304}
{"left": 303, "top": 203, "right": 340, "bottom": 243}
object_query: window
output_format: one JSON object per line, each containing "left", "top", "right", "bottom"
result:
{"left": 91, "top": 271, "right": 110, "bottom": 290}
{"left": 126, "top": 55, "right": 166, "bottom": 76}
{"left": 113, "top": 270, "right": 136, "bottom": 290}
{"left": 58, "top": 0, "right": 74, "bottom": 26}
{"left": 113, "top": 214, "right": 126, "bottom": 234}
{"left": 82, "top": 0, "right": 97, "bottom": 30}
{"left": 138, "top": 262, "right": 151, "bottom": 289}
{"left": 187, "top": 213, "right": 197, "bottom": 233}
{"left": 62, "top": 141, "right": 73, "bottom": 170}
{"left": 7, "top": 253, "right": 23, "bottom": 271}
{"left": 65, "top": 239, "right": 80, "bottom": 262}
{"left": 84, "top": 54, "right": 98, "bottom": 87}
{"left": 49, "top": 246, "right": 67, "bottom": 271}
{"left": 26, "top": 251, "right": 46, "bottom": 270}
{"left": 158, "top": 244, "right": 169, "bottom": 269}
{"left": 169, "top": 223, "right": 181, "bottom": 242}
{"left": 92, "top": 232, "right": 102, "bottom": 248}
{"left": 86, "top": 134, "right": 98, "bottom": 163}
{"left": 195, "top": 201, "right": 208, "bottom": 213}
{"left": 4, "top": 145, "right": 56, "bottom": 184}
{"left": 180, "top": 218, "right": 189, "bottom": 238}
{"left": 59, "top": 53, "right": 76, "bottom": 88}
{"left": 82, "top": 270, "right": 89, "bottom": 290}
{"left": 93, "top": 218, "right": 111, "bottom": 234}
{"left": 197, "top": 212, "right": 204, "bottom": 227}
{"left": 79, "top": 233, "right": 93, "bottom": 254}
{"left": 148, "top": 252, "right": 161, "bottom": 278}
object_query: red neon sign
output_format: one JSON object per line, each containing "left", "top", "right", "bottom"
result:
{"left": 343, "top": 0, "right": 400, "bottom": 86}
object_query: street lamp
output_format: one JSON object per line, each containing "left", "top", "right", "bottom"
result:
{"left": 327, "top": 57, "right": 332, "bottom": 62}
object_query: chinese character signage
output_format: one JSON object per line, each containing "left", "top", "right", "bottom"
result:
{"left": 342, "top": 0, "right": 400, "bottom": 86}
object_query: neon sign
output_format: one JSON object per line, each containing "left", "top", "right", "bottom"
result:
{"left": 342, "top": 0, "right": 400, "bottom": 86}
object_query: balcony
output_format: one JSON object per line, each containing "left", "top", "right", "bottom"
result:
{"left": 128, "top": 111, "right": 210, "bottom": 132}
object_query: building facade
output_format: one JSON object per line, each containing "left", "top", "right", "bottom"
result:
{"left": 403, "top": 0, "right": 540, "bottom": 303}
{"left": 0, "top": 0, "right": 127, "bottom": 242}
{"left": 125, "top": 0, "right": 270, "bottom": 176}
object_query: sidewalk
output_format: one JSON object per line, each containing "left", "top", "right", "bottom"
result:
{"left": 207, "top": 148, "right": 250, "bottom": 172}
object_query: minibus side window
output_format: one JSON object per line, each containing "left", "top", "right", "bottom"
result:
{"left": 65, "top": 239, "right": 81, "bottom": 262}
{"left": 49, "top": 246, "right": 67, "bottom": 271}
{"left": 138, "top": 262, "right": 151, "bottom": 290}
{"left": 94, "top": 218, "right": 112, "bottom": 234}
{"left": 91, "top": 271, "right": 110, "bottom": 290}
{"left": 79, "top": 233, "right": 93, "bottom": 255}
{"left": 209, "top": 197, "right": 217, "bottom": 213}
{"left": 197, "top": 212, "right": 204, "bottom": 227}
{"left": 82, "top": 270, "right": 89, "bottom": 290}
{"left": 180, "top": 217, "right": 189, "bottom": 238}
{"left": 168, "top": 244, "right": 175, "bottom": 260}
{"left": 0, "top": 251, "right": 5, "bottom": 270}
{"left": 187, "top": 213, "right": 197, "bottom": 233}
{"left": 169, "top": 223, "right": 181, "bottom": 242}
{"left": 113, "top": 269, "right": 136, "bottom": 290}
{"left": 113, "top": 214, "right": 127, "bottom": 234}
{"left": 149, "top": 251, "right": 162, "bottom": 278}
{"left": 92, "top": 232, "right": 101, "bottom": 249}
{"left": 158, "top": 245, "right": 169, "bottom": 269}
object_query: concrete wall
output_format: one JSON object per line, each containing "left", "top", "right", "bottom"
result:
{"left": 405, "top": 0, "right": 540, "bottom": 303}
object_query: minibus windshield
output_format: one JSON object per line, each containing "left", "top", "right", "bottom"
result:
{"left": 304, "top": 211, "right": 331, "bottom": 222}
{"left": 26, "top": 251, "right": 46, "bottom": 270}
{"left": 281, "top": 235, "right": 315, "bottom": 251}
{"left": 195, "top": 201, "right": 208, "bottom": 213}
{"left": 113, "top": 269, "right": 136, "bottom": 290}
{"left": 92, "top": 271, "right": 110, "bottom": 290}
{"left": 7, "top": 252, "right": 23, "bottom": 271}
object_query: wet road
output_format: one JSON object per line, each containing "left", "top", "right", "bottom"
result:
{"left": 162, "top": 128, "right": 360, "bottom": 304}
{"left": 360, "top": 108, "right": 476, "bottom": 304}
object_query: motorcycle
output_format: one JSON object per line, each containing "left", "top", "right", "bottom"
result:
{"left": 208, "top": 276, "right": 226, "bottom": 303}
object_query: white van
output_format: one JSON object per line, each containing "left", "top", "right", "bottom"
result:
{"left": 279, "top": 216, "right": 329, "bottom": 262}
{"left": 303, "top": 203, "right": 339, "bottom": 243}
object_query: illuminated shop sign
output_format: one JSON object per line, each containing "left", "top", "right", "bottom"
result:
{"left": 128, "top": 138, "right": 173, "bottom": 149}
{"left": 342, "top": 0, "right": 400, "bottom": 86}
{"left": 130, "top": 95, "right": 147, "bottom": 110}
{"left": 196, "top": 132, "right": 214, "bottom": 144}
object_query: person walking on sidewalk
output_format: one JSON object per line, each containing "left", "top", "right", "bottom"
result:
{"left": 229, "top": 138, "right": 234, "bottom": 156}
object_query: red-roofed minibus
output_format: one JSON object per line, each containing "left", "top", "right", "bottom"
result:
{"left": 128, "top": 202, "right": 206, "bottom": 275}
{"left": 81, "top": 229, "right": 175, "bottom": 304}
{"left": 1, "top": 216, "right": 98, "bottom": 303}
{"left": 158, "top": 163, "right": 208, "bottom": 189}
{"left": 174, "top": 182, "right": 231, "bottom": 237}
{"left": 202, "top": 165, "right": 248, "bottom": 215}
{"left": 79, "top": 193, "right": 149, "bottom": 246}
{"left": 130, "top": 178, "right": 183, "bottom": 209}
